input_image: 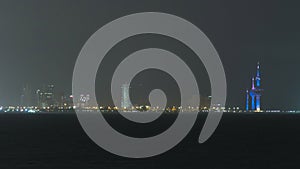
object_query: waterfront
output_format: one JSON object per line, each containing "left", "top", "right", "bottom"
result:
{"left": 0, "top": 112, "right": 299, "bottom": 169}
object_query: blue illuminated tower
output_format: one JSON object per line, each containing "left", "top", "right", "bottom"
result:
{"left": 245, "top": 90, "right": 249, "bottom": 111}
{"left": 256, "top": 62, "right": 261, "bottom": 87}
{"left": 255, "top": 62, "right": 261, "bottom": 110}
{"left": 245, "top": 62, "right": 263, "bottom": 112}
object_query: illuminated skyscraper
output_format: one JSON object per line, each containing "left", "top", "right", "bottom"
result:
{"left": 36, "top": 84, "right": 55, "bottom": 108}
{"left": 121, "top": 84, "right": 131, "bottom": 109}
{"left": 245, "top": 62, "right": 263, "bottom": 111}
{"left": 36, "top": 89, "right": 41, "bottom": 107}
{"left": 44, "top": 84, "right": 55, "bottom": 107}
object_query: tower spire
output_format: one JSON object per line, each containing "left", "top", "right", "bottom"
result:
{"left": 256, "top": 62, "right": 260, "bottom": 77}
{"left": 246, "top": 90, "right": 249, "bottom": 111}
{"left": 256, "top": 62, "right": 261, "bottom": 87}
{"left": 252, "top": 77, "right": 255, "bottom": 89}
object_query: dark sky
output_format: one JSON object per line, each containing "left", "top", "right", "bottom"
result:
{"left": 0, "top": 0, "right": 299, "bottom": 110}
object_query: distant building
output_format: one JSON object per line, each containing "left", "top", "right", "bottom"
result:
{"left": 200, "top": 95, "right": 211, "bottom": 110}
{"left": 20, "top": 84, "right": 32, "bottom": 107}
{"left": 78, "top": 94, "right": 90, "bottom": 108}
{"left": 121, "top": 84, "right": 131, "bottom": 109}
{"left": 57, "top": 92, "right": 73, "bottom": 108}
{"left": 36, "top": 89, "right": 41, "bottom": 107}
{"left": 245, "top": 62, "right": 263, "bottom": 111}
{"left": 36, "top": 84, "right": 55, "bottom": 108}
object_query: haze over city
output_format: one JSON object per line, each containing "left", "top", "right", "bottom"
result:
{"left": 0, "top": 0, "right": 300, "bottom": 110}
{"left": 1, "top": 1, "right": 300, "bottom": 169}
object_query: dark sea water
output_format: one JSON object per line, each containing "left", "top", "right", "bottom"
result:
{"left": 0, "top": 112, "right": 299, "bottom": 169}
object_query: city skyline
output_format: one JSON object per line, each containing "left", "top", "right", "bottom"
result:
{"left": 0, "top": 1, "right": 300, "bottom": 110}
{"left": 0, "top": 61, "right": 298, "bottom": 112}
{"left": 0, "top": 1, "right": 300, "bottom": 168}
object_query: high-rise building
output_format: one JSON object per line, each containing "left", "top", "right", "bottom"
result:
{"left": 200, "top": 95, "right": 211, "bottom": 110}
{"left": 36, "top": 84, "right": 56, "bottom": 108}
{"left": 36, "top": 89, "right": 42, "bottom": 107}
{"left": 20, "top": 84, "right": 32, "bottom": 107}
{"left": 78, "top": 94, "right": 90, "bottom": 108}
{"left": 44, "top": 84, "right": 55, "bottom": 107}
{"left": 245, "top": 62, "right": 263, "bottom": 112}
{"left": 121, "top": 84, "right": 131, "bottom": 109}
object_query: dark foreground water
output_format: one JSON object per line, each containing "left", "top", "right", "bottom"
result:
{"left": 0, "top": 112, "right": 299, "bottom": 169}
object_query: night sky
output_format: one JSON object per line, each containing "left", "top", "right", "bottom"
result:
{"left": 0, "top": 0, "right": 299, "bottom": 110}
